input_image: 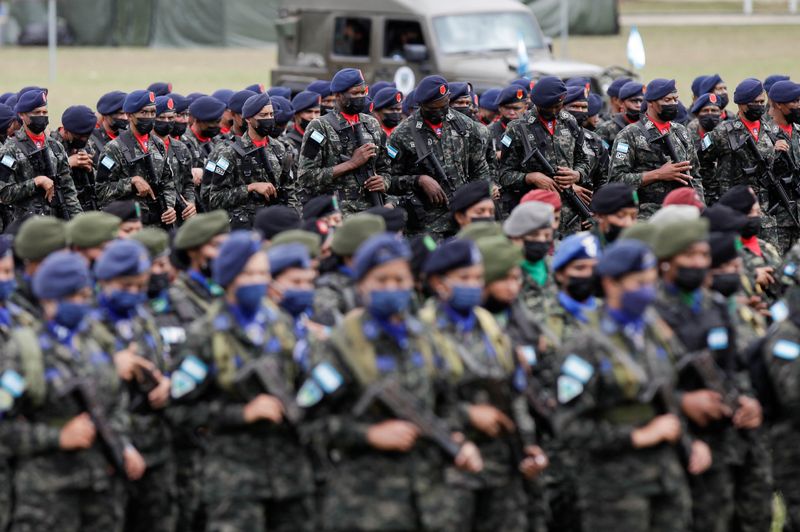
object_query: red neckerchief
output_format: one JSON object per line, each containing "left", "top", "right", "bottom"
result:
{"left": 721, "top": 110, "right": 728, "bottom": 120}
{"left": 191, "top": 125, "right": 210, "bottom": 143}
{"left": 161, "top": 135, "right": 171, "bottom": 152}
{"left": 778, "top": 124, "right": 793, "bottom": 137}
{"left": 649, "top": 116, "right": 671, "bottom": 135}
{"left": 341, "top": 112, "right": 360, "bottom": 126}
{"left": 294, "top": 123, "right": 305, "bottom": 136}
{"left": 381, "top": 125, "right": 394, "bottom": 137}
{"left": 740, "top": 116, "right": 761, "bottom": 142}
{"left": 624, "top": 113, "right": 638, "bottom": 124}
{"left": 133, "top": 129, "right": 150, "bottom": 153}
{"left": 105, "top": 127, "right": 118, "bottom": 140}
{"left": 251, "top": 136, "right": 268, "bottom": 148}
{"left": 741, "top": 235, "right": 762, "bottom": 257}
{"left": 500, "top": 121, "right": 508, "bottom": 130}
{"left": 26, "top": 129, "right": 46, "bottom": 148}
{"left": 220, "top": 126, "right": 231, "bottom": 135}
{"left": 538, "top": 116, "right": 556, "bottom": 135}
{"left": 424, "top": 119, "right": 443, "bottom": 138}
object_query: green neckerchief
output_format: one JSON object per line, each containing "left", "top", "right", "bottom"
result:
{"left": 521, "top": 259, "right": 548, "bottom": 287}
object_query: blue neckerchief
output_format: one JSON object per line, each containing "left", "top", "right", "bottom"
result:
{"left": 665, "top": 282, "right": 703, "bottom": 313}
{"left": 607, "top": 307, "right": 645, "bottom": 334}
{"left": 443, "top": 303, "right": 476, "bottom": 332}
{"left": 372, "top": 315, "right": 409, "bottom": 347}
{"left": 46, "top": 320, "right": 80, "bottom": 350}
{"left": 0, "top": 306, "right": 10, "bottom": 327}
{"left": 558, "top": 292, "right": 597, "bottom": 323}
{"left": 229, "top": 302, "right": 263, "bottom": 328}
{"left": 293, "top": 313, "right": 309, "bottom": 340}
{"left": 338, "top": 265, "right": 355, "bottom": 279}
{"left": 98, "top": 293, "right": 136, "bottom": 322}
{"left": 188, "top": 269, "right": 219, "bottom": 297}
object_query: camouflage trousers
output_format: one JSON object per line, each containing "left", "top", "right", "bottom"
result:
{"left": 449, "top": 478, "right": 529, "bottom": 532}
{"left": 732, "top": 430, "right": 773, "bottom": 532}
{"left": 580, "top": 483, "right": 690, "bottom": 532}
{"left": 12, "top": 483, "right": 124, "bottom": 532}
{"left": 542, "top": 452, "right": 582, "bottom": 532}
{"left": 125, "top": 459, "right": 177, "bottom": 532}
{"left": 174, "top": 447, "right": 205, "bottom": 532}
{"left": 772, "top": 423, "right": 800, "bottom": 532}
{"left": 0, "top": 462, "right": 10, "bottom": 532}
{"left": 690, "top": 462, "right": 735, "bottom": 532}
{"left": 206, "top": 494, "right": 314, "bottom": 532}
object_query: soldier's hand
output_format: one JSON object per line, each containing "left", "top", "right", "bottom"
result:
{"left": 688, "top": 440, "right": 712, "bottom": 475}
{"left": 417, "top": 174, "right": 447, "bottom": 205}
{"left": 68, "top": 152, "right": 93, "bottom": 171}
{"left": 131, "top": 176, "right": 156, "bottom": 200}
{"left": 775, "top": 139, "right": 790, "bottom": 153}
{"left": 351, "top": 143, "right": 378, "bottom": 168}
{"left": 243, "top": 394, "right": 285, "bottom": 424}
{"left": 519, "top": 445, "right": 549, "bottom": 479}
{"left": 733, "top": 395, "right": 763, "bottom": 430}
{"left": 655, "top": 160, "right": 693, "bottom": 185}
{"left": 114, "top": 343, "right": 154, "bottom": 382}
{"left": 124, "top": 445, "right": 147, "bottom": 481}
{"left": 161, "top": 207, "right": 178, "bottom": 225}
{"left": 755, "top": 266, "right": 775, "bottom": 288}
{"left": 181, "top": 200, "right": 197, "bottom": 220}
{"left": 148, "top": 374, "right": 171, "bottom": 410}
{"left": 59, "top": 413, "right": 96, "bottom": 450}
{"left": 554, "top": 167, "right": 580, "bottom": 187}
{"left": 467, "top": 404, "right": 516, "bottom": 438}
{"left": 524, "top": 172, "right": 558, "bottom": 192}
{"left": 366, "top": 420, "right": 419, "bottom": 452}
{"left": 364, "top": 175, "right": 386, "bottom": 193}
{"left": 631, "top": 414, "right": 681, "bottom": 448}
{"left": 191, "top": 167, "right": 203, "bottom": 186}
{"left": 454, "top": 437, "right": 483, "bottom": 474}
{"left": 33, "top": 175, "right": 55, "bottom": 202}
{"left": 247, "top": 182, "right": 277, "bottom": 199}
{"left": 573, "top": 184, "right": 593, "bottom": 205}
{"left": 680, "top": 390, "right": 732, "bottom": 427}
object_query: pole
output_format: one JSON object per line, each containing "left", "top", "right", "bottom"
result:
{"left": 48, "top": 0, "right": 56, "bottom": 81}
{"left": 560, "top": 0, "right": 569, "bottom": 59}
{"left": 790, "top": 0, "right": 798, "bottom": 15}
{"left": 743, "top": 0, "right": 753, "bottom": 15}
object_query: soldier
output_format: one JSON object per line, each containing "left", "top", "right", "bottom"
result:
{"left": 371, "top": 86, "right": 403, "bottom": 139}
{"left": 168, "top": 92, "right": 190, "bottom": 140}
{"left": 89, "top": 90, "right": 128, "bottom": 163}
{"left": 609, "top": 78, "right": 704, "bottom": 218}
{"left": 1, "top": 251, "right": 146, "bottom": 531}
{"left": 450, "top": 180, "right": 496, "bottom": 230}
{"left": 0, "top": 88, "right": 83, "bottom": 220}
{"left": 766, "top": 80, "right": 800, "bottom": 251}
{"left": 152, "top": 95, "right": 197, "bottom": 223}
{"left": 488, "top": 85, "right": 529, "bottom": 150}
{"left": 365, "top": 205, "right": 406, "bottom": 235}
{"left": 11, "top": 216, "right": 67, "bottom": 318}
{"left": 563, "top": 85, "right": 610, "bottom": 197}
{"left": 52, "top": 105, "right": 99, "bottom": 212}
{"left": 228, "top": 89, "right": 257, "bottom": 138}
{"left": 95, "top": 90, "right": 178, "bottom": 227}
{"left": 182, "top": 95, "right": 227, "bottom": 209}
{"left": 104, "top": 199, "right": 144, "bottom": 237}
{"left": 260, "top": 96, "right": 299, "bottom": 210}
{"left": 477, "top": 88, "right": 501, "bottom": 126}
{"left": 604, "top": 76, "right": 633, "bottom": 119}
{"left": 0, "top": 103, "right": 20, "bottom": 145}
{"left": 284, "top": 91, "right": 321, "bottom": 157}
{"left": 387, "top": 75, "right": 491, "bottom": 238}
{"left": 297, "top": 68, "right": 389, "bottom": 215}
{"left": 686, "top": 94, "right": 723, "bottom": 203}
{"left": 148, "top": 81, "right": 172, "bottom": 97}
{"left": 597, "top": 81, "right": 644, "bottom": 147}
{"left": 589, "top": 182, "right": 640, "bottom": 248}
{"left": 451, "top": 81, "right": 500, "bottom": 188}
{"left": 65, "top": 211, "right": 121, "bottom": 266}
{"left": 698, "top": 74, "right": 734, "bottom": 122}
{"left": 306, "top": 79, "right": 335, "bottom": 116}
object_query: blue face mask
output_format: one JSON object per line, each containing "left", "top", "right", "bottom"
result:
{"left": 55, "top": 302, "right": 90, "bottom": 330}
{"left": 235, "top": 283, "right": 266, "bottom": 316}
{"left": 368, "top": 289, "right": 411, "bottom": 319}
{"left": 620, "top": 285, "right": 657, "bottom": 318}
{"left": 449, "top": 285, "right": 483, "bottom": 312}
{"left": 104, "top": 290, "right": 145, "bottom": 315}
{"left": 280, "top": 288, "right": 315, "bottom": 317}
{"left": 0, "top": 279, "right": 16, "bottom": 301}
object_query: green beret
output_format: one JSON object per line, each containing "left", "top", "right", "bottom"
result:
{"left": 653, "top": 218, "right": 710, "bottom": 259}
{"left": 174, "top": 210, "right": 230, "bottom": 250}
{"left": 619, "top": 223, "right": 659, "bottom": 248}
{"left": 270, "top": 229, "right": 321, "bottom": 258}
{"left": 457, "top": 221, "right": 504, "bottom": 241}
{"left": 476, "top": 235, "right": 523, "bottom": 284}
{"left": 14, "top": 216, "right": 67, "bottom": 261}
{"left": 66, "top": 211, "right": 120, "bottom": 249}
{"left": 131, "top": 227, "right": 170, "bottom": 258}
{"left": 331, "top": 214, "right": 386, "bottom": 256}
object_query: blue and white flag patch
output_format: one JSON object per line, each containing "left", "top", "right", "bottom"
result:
{"left": 101, "top": 155, "right": 116, "bottom": 170}
{"left": 0, "top": 369, "right": 26, "bottom": 398}
{"left": 773, "top": 339, "right": 800, "bottom": 361}
{"left": 557, "top": 375, "right": 584, "bottom": 403}
{"left": 616, "top": 142, "right": 629, "bottom": 154}
{"left": 771, "top": 300, "right": 789, "bottom": 323}
{"left": 1, "top": 155, "right": 15, "bottom": 168}
{"left": 561, "top": 354, "right": 594, "bottom": 384}
{"left": 387, "top": 145, "right": 398, "bottom": 159}
{"left": 501, "top": 134, "right": 512, "bottom": 148}
{"left": 707, "top": 327, "right": 729, "bottom": 350}
{"left": 310, "top": 131, "right": 325, "bottom": 144}
{"left": 312, "top": 362, "right": 343, "bottom": 394}
{"left": 296, "top": 379, "right": 324, "bottom": 408}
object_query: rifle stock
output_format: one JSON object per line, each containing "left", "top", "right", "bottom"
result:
{"left": 234, "top": 357, "right": 304, "bottom": 426}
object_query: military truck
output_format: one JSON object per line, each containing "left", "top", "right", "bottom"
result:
{"left": 271, "top": 0, "right": 623, "bottom": 96}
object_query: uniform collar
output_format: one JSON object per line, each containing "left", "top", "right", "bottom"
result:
{"left": 191, "top": 124, "right": 210, "bottom": 143}
{"left": 25, "top": 128, "right": 46, "bottom": 148}
{"left": 133, "top": 128, "right": 150, "bottom": 152}
{"left": 739, "top": 116, "right": 761, "bottom": 141}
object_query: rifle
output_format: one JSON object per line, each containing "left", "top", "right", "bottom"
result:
{"left": 353, "top": 377, "right": 462, "bottom": 458}
{"left": 676, "top": 349, "right": 740, "bottom": 413}
{"left": 348, "top": 122, "right": 384, "bottom": 207}
{"left": 69, "top": 148, "right": 98, "bottom": 211}
{"left": 128, "top": 365, "right": 160, "bottom": 414}
{"left": 233, "top": 356, "right": 303, "bottom": 426}
{"left": 32, "top": 146, "right": 69, "bottom": 220}
{"left": 640, "top": 376, "right": 693, "bottom": 468}
{"left": 411, "top": 126, "right": 457, "bottom": 196}
{"left": 741, "top": 133, "right": 800, "bottom": 228}
{"left": 138, "top": 152, "right": 175, "bottom": 228}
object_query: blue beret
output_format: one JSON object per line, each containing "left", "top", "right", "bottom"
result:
{"left": 267, "top": 242, "right": 311, "bottom": 278}
{"left": 229, "top": 90, "right": 257, "bottom": 115}
{"left": 449, "top": 82, "right": 471, "bottom": 101}
{"left": 734, "top": 78, "right": 764, "bottom": 104}
{"left": 552, "top": 233, "right": 601, "bottom": 271}
{"left": 61, "top": 105, "right": 96, "bottom": 135}
{"left": 353, "top": 233, "right": 411, "bottom": 281}
{"left": 167, "top": 93, "right": 189, "bottom": 113}
{"left": 96, "top": 91, "right": 127, "bottom": 115}
{"left": 768, "top": 80, "right": 800, "bottom": 104}
{"left": 32, "top": 251, "right": 91, "bottom": 300}
{"left": 497, "top": 85, "right": 528, "bottom": 106}
{"left": 211, "top": 89, "right": 234, "bottom": 107}
{"left": 691, "top": 75, "right": 709, "bottom": 98}
{"left": 699, "top": 74, "right": 723, "bottom": 96}
{"left": 588, "top": 93, "right": 603, "bottom": 116}
{"left": 566, "top": 77, "right": 590, "bottom": 88}
{"left": 14, "top": 89, "right": 47, "bottom": 114}
{"left": 212, "top": 230, "right": 262, "bottom": 287}
{"left": 4, "top": 95, "right": 17, "bottom": 111}
{"left": 370, "top": 81, "right": 395, "bottom": 95}
{"left": 267, "top": 86, "right": 292, "bottom": 100}
{"left": 147, "top": 82, "right": 172, "bottom": 97}
{"left": 291, "top": 90, "right": 321, "bottom": 113}
{"left": 271, "top": 96, "right": 294, "bottom": 124}
{"left": 619, "top": 81, "right": 644, "bottom": 101}
{"left": 331, "top": 68, "right": 366, "bottom": 94}
{"left": 689, "top": 92, "right": 722, "bottom": 115}
{"left": 244, "top": 83, "right": 265, "bottom": 94}
{"left": 607, "top": 77, "right": 632, "bottom": 98}
{"left": 765, "top": 75, "right": 790, "bottom": 94}
{"left": 402, "top": 89, "right": 416, "bottom": 115}
{"left": 94, "top": 239, "right": 151, "bottom": 281}
{"left": 372, "top": 87, "right": 402, "bottom": 111}
{"left": 595, "top": 239, "right": 656, "bottom": 279}
{"left": 423, "top": 238, "right": 481, "bottom": 276}
{"left": 0, "top": 104, "right": 16, "bottom": 131}
{"left": 675, "top": 101, "right": 689, "bottom": 124}
{"left": 242, "top": 93, "right": 271, "bottom": 119}
{"left": 306, "top": 80, "right": 331, "bottom": 98}
{"left": 415, "top": 75, "right": 449, "bottom": 105}
{"left": 531, "top": 76, "right": 567, "bottom": 107}
{"left": 479, "top": 88, "right": 501, "bottom": 111}
{"left": 0, "top": 92, "right": 13, "bottom": 105}
{"left": 563, "top": 85, "right": 587, "bottom": 105}
{"left": 185, "top": 92, "right": 207, "bottom": 104}
{"left": 645, "top": 78, "right": 677, "bottom": 102}
{"left": 511, "top": 78, "right": 534, "bottom": 91}
{"left": 154, "top": 96, "right": 176, "bottom": 116}
{"left": 18, "top": 86, "right": 45, "bottom": 98}
{"left": 123, "top": 90, "right": 156, "bottom": 114}
{"left": 189, "top": 96, "right": 226, "bottom": 121}
{"left": 0, "top": 234, "right": 11, "bottom": 257}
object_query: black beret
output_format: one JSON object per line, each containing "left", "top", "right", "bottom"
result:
{"left": 123, "top": 90, "right": 156, "bottom": 114}
{"left": 596, "top": 240, "right": 656, "bottom": 278}
{"left": 423, "top": 238, "right": 481, "bottom": 276}
{"left": 619, "top": 81, "right": 644, "bottom": 101}
{"left": 104, "top": 200, "right": 141, "bottom": 222}
{"left": 291, "top": 91, "right": 321, "bottom": 113}
{"left": 402, "top": 89, "right": 417, "bottom": 115}
{"left": 372, "top": 87, "right": 403, "bottom": 111}
{"left": 271, "top": 96, "right": 294, "bottom": 124}
{"left": 590, "top": 183, "right": 639, "bottom": 214}
{"left": 709, "top": 231, "right": 740, "bottom": 268}
{"left": 60, "top": 105, "right": 96, "bottom": 135}
{"left": 768, "top": 80, "right": 800, "bottom": 104}
{"left": 496, "top": 85, "right": 528, "bottom": 107}
{"left": 450, "top": 180, "right": 493, "bottom": 215}
{"left": 306, "top": 80, "right": 331, "bottom": 98}
{"left": 242, "top": 93, "right": 271, "bottom": 119}
{"left": 734, "top": 78, "right": 764, "bottom": 105}
{"left": 564, "top": 85, "right": 587, "bottom": 105}
{"left": 702, "top": 204, "right": 748, "bottom": 233}
{"left": 15, "top": 89, "right": 47, "bottom": 114}
{"left": 147, "top": 82, "right": 172, "bottom": 97}
{"left": 416, "top": 75, "right": 449, "bottom": 105}
{"left": 531, "top": 76, "right": 567, "bottom": 107}
{"left": 607, "top": 77, "right": 633, "bottom": 98}
{"left": 254, "top": 205, "right": 302, "bottom": 240}
{"left": 365, "top": 206, "right": 407, "bottom": 233}
{"left": 330, "top": 68, "right": 366, "bottom": 94}
{"left": 167, "top": 92, "right": 189, "bottom": 113}
{"left": 718, "top": 185, "right": 756, "bottom": 214}
{"left": 189, "top": 96, "right": 226, "bottom": 122}
{"left": 303, "top": 195, "right": 338, "bottom": 220}
{"left": 230, "top": 90, "right": 257, "bottom": 115}
{"left": 211, "top": 89, "right": 234, "bottom": 106}
{"left": 645, "top": 78, "right": 677, "bottom": 102}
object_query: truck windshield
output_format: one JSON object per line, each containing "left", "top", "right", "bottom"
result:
{"left": 433, "top": 12, "right": 543, "bottom": 54}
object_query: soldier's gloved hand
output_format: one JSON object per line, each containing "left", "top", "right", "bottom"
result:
{"left": 350, "top": 143, "right": 377, "bottom": 168}
{"left": 631, "top": 413, "right": 681, "bottom": 448}
{"left": 364, "top": 175, "right": 386, "bottom": 193}
{"left": 34, "top": 175, "right": 55, "bottom": 202}
{"left": 775, "top": 139, "right": 790, "bottom": 153}
{"left": 680, "top": 390, "right": 732, "bottom": 427}
{"left": 131, "top": 176, "right": 155, "bottom": 200}
{"left": 417, "top": 175, "right": 447, "bottom": 205}
{"left": 524, "top": 172, "right": 558, "bottom": 192}
{"left": 243, "top": 394, "right": 285, "bottom": 424}
{"left": 733, "top": 395, "right": 763, "bottom": 430}
{"left": 519, "top": 445, "right": 549, "bottom": 479}
{"left": 181, "top": 200, "right": 197, "bottom": 220}
{"left": 191, "top": 168, "right": 203, "bottom": 186}
{"left": 467, "top": 404, "right": 516, "bottom": 438}
{"left": 688, "top": 440, "right": 712, "bottom": 475}
{"left": 366, "top": 420, "right": 420, "bottom": 452}
{"left": 653, "top": 161, "right": 693, "bottom": 186}
{"left": 554, "top": 167, "right": 580, "bottom": 187}
{"left": 453, "top": 436, "right": 483, "bottom": 474}
{"left": 161, "top": 207, "right": 178, "bottom": 225}
{"left": 124, "top": 445, "right": 147, "bottom": 481}
{"left": 59, "top": 412, "right": 97, "bottom": 451}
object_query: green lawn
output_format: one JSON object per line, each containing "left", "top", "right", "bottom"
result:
{"left": 621, "top": 0, "right": 797, "bottom": 14}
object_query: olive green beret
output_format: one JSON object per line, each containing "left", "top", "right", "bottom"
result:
{"left": 476, "top": 235, "right": 523, "bottom": 284}
{"left": 131, "top": 227, "right": 170, "bottom": 258}
{"left": 619, "top": 223, "right": 659, "bottom": 248}
{"left": 653, "top": 218, "right": 710, "bottom": 259}
{"left": 66, "top": 211, "right": 121, "bottom": 249}
{"left": 331, "top": 214, "right": 386, "bottom": 256}
{"left": 270, "top": 229, "right": 321, "bottom": 258}
{"left": 457, "top": 221, "right": 504, "bottom": 241}
{"left": 174, "top": 210, "right": 230, "bottom": 250}
{"left": 14, "top": 216, "right": 67, "bottom": 261}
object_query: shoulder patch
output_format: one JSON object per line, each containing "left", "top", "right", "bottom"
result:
{"left": 706, "top": 327, "right": 728, "bottom": 350}
{"left": 1, "top": 154, "right": 15, "bottom": 168}
{"left": 601, "top": 139, "right": 609, "bottom": 150}
{"left": 702, "top": 135, "right": 712, "bottom": 150}
{"left": 216, "top": 157, "right": 230, "bottom": 171}
{"left": 204, "top": 160, "right": 217, "bottom": 172}
{"left": 771, "top": 300, "right": 789, "bottom": 323}
{"left": 310, "top": 130, "right": 325, "bottom": 144}
{"left": 296, "top": 378, "right": 324, "bottom": 408}
{"left": 616, "top": 142, "right": 629, "bottom": 154}
{"left": 311, "top": 361, "right": 343, "bottom": 394}
{"left": 517, "top": 345, "right": 537, "bottom": 366}
{"left": 561, "top": 354, "right": 594, "bottom": 384}
{"left": 501, "top": 134, "right": 512, "bottom": 148}
{"left": 101, "top": 155, "right": 116, "bottom": 170}
{"left": 386, "top": 145, "right": 398, "bottom": 159}
{"left": 783, "top": 262, "right": 797, "bottom": 277}
{"left": 0, "top": 369, "right": 26, "bottom": 398}
{"left": 773, "top": 339, "right": 800, "bottom": 361}
{"left": 557, "top": 375, "right": 584, "bottom": 403}
{"left": 179, "top": 355, "right": 208, "bottom": 383}
{"left": 170, "top": 370, "right": 197, "bottom": 399}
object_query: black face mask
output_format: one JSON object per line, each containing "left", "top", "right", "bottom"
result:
{"left": 744, "top": 104, "right": 766, "bottom": 122}
{"left": 711, "top": 272, "right": 741, "bottom": 297}
{"left": 539, "top": 109, "right": 557, "bottom": 121}
{"left": 604, "top": 223, "right": 624, "bottom": 244}
{"left": 320, "top": 105, "right": 335, "bottom": 116}
{"left": 657, "top": 104, "right": 678, "bottom": 122}
{"left": 203, "top": 125, "right": 221, "bottom": 138}
{"left": 569, "top": 111, "right": 588, "bottom": 126}
{"left": 785, "top": 108, "right": 800, "bottom": 125}
{"left": 483, "top": 295, "right": 511, "bottom": 314}
{"left": 147, "top": 273, "right": 170, "bottom": 299}
{"left": 625, "top": 109, "right": 641, "bottom": 122}
{"left": 698, "top": 115, "right": 721, "bottom": 132}
{"left": 470, "top": 216, "right": 494, "bottom": 224}
{"left": 566, "top": 275, "right": 596, "bottom": 302}
{"left": 341, "top": 96, "right": 366, "bottom": 115}
{"left": 717, "top": 93, "right": 729, "bottom": 110}
{"left": 451, "top": 106, "right": 471, "bottom": 117}
{"left": 741, "top": 216, "right": 761, "bottom": 238}
{"left": 584, "top": 121, "right": 596, "bottom": 132}
{"left": 421, "top": 106, "right": 448, "bottom": 123}
{"left": 111, "top": 118, "right": 129, "bottom": 132}
{"left": 674, "top": 266, "right": 708, "bottom": 292}
{"left": 524, "top": 241, "right": 550, "bottom": 263}
{"left": 299, "top": 118, "right": 312, "bottom": 130}
{"left": 68, "top": 138, "right": 87, "bottom": 151}
{"left": 171, "top": 122, "right": 187, "bottom": 137}
{"left": 382, "top": 112, "right": 402, "bottom": 128}
{"left": 134, "top": 118, "right": 154, "bottom": 135}
{"left": 269, "top": 123, "right": 285, "bottom": 139}
{"left": 199, "top": 262, "right": 213, "bottom": 279}
{"left": 223, "top": 117, "right": 234, "bottom": 129}
{"left": 27, "top": 116, "right": 49, "bottom": 134}
{"left": 153, "top": 120, "right": 172, "bottom": 137}
{"left": 253, "top": 118, "right": 274, "bottom": 138}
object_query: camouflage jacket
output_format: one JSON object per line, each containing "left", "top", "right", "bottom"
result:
{"left": 0, "top": 129, "right": 83, "bottom": 220}
{"left": 88, "top": 127, "right": 116, "bottom": 166}
{"left": 161, "top": 135, "right": 196, "bottom": 208}
{"left": 95, "top": 129, "right": 176, "bottom": 224}
{"left": 687, "top": 121, "right": 721, "bottom": 205}
{"left": 768, "top": 121, "right": 800, "bottom": 227}
{"left": 760, "top": 317, "right": 800, "bottom": 427}
{"left": 51, "top": 128, "right": 99, "bottom": 212}
{"left": 297, "top": 109, "right": 390, "bottom": 216}
{"left": 583, "top": 128, "right": 610, "bottom": 192}
{"left": 779, "top": 239, "right": 800, "bottom": 292}
{"left": 740, "top": 238, "right": 782, "bottom": 304}
{"left": 180, "top": 128, "right": 217, "bottom": 169}
{"left": 609, "top": 116, "right": 704, "bottom": 217}
{"left": 595, "top": 113, "right": 632, "bottom": 147}
{"left": 475, "top": 119, "right": 498, "bottom": 183}
{"left": 313, "top": 269, "right": 358, "bottom": 327}
{"left": 519, "top": 259, "right": 557, "bottom": 322}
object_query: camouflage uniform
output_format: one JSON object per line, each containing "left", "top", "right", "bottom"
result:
{"left": 740, "top": 239, "right": 782, "bottom": 305}
{"left": 595, "top": 113, "right": 634, "bottom": 147}
{"left": 779, "top": 239, "right": 800, "bottom": 292}
{"left": 51, "top": 128, "right": 99, "bottom": 212}
{"left": 162, "top": 136, "right": 196, "bottom": 215}
{"left": 0, "top": 128, "right": 83, "bottom": 220}
{"left": 583, "top": 127, "right": 610, "bottom": 192}
{"left": 313, "top": 268, "right": 358, "bottom": 327}
{"left": 387, "top": 109, "right": 490, "bottom": 238}
{"left": 609, "top": 116, "right": 704, "bottom": 218}
{"left": 767, "top": 121, "right": 800, "bottom": 252}
{"left": 475, "top": 119, "right": 498, "bottom": 183}
{"left": 181, "top": 129, "right": 219, "bottom": 212}
{"left": 11, "top": 272, "right": 43, "bottom": 320}
{"left": 95, "top": 129, "right": 176, "bottom": 226}
{"left": 686, "top": 123, "right": 720, "bottom": 205}
{"left": 88, "top": 127, "right": 117, "bottom": 166}
{"left": 281, "top": 125, "right": 303, "bottom": 181}
{"left": 297, "top": 109, "right": 389, "bottom": 216}
{"left": 519, "top": 257, "right": 558, "bottom": 323}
